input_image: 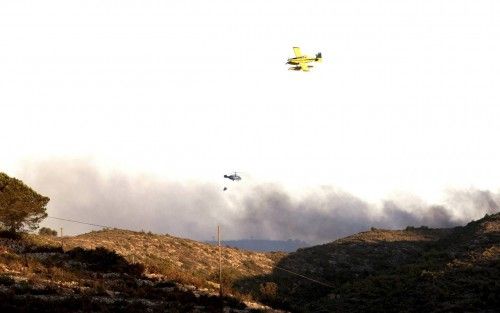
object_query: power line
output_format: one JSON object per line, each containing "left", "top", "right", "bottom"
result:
{"left": 222, "top": 255, "right": 335, "bottom": 289}
{"left": 47, "top": 216, "right": 112, "bottom": 229}
{"left": 47, "top": 215, "right": 334, "bottom": 289}
{"left": 273, "top": 264, "right": 335, "bottom": 288}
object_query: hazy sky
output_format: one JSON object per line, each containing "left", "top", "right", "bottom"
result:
{"left": 1, "top": 1, "right": 500, "bottom": 212}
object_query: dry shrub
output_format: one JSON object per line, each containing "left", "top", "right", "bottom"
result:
{"left": 259, "top": 281, "right": 278, "bottom": 301}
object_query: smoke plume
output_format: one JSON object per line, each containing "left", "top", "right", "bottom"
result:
{"left": 15, "top": 159, "right": 500, "bottom": 244}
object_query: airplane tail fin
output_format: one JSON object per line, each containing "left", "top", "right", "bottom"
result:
{"left": 315, "top": 52, "right": 322, "bottom": 62}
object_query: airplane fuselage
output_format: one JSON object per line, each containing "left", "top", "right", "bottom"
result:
{"left": 287, "top": 55, "right": 316, "bottom": 65}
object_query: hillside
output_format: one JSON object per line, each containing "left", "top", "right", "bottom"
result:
{"left": 45, "top": 229, "right": 284, "bottom": 285}
{"left": 0, "top": 229, "right": 286, "bottom": 312}
{"left": 1, "top": 214, "right": 499, "bottom": 312}
{"left": 239, "top": 213, "right": 500, "bottom": 312}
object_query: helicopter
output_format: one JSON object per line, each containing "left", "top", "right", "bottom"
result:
{"left": 224, "top": 172, "right": 242, "bottom": 181}
{"left": 223, "top": 172, "right": 242, "bottom": 191}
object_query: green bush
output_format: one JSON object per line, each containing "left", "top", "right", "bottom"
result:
{"left": 66, "top": 247, "right": 144, "bottom": 276}
{"left": 38, "top": 227, "right": 58, "bottom": 236}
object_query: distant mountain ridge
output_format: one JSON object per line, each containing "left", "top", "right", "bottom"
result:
{"left": 206, "top": 239, "right": 309, "bottom": 252}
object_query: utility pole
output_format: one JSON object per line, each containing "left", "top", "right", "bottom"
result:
{"left": 60, "top": 227, "right": 64, "bottom": 250}
{"left": 218, "top": 225, "right": 223, "bottom": 310}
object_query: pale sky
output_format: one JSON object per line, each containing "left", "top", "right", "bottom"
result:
{"left": 2, "top": 0, "right": 500, "bottom": 204}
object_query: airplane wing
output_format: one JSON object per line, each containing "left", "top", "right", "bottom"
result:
{"left": 293, "top": 47, "right": 302, "bottom": 57}
{"left": 300, "top": 63, "right": 309, "bottom": 72}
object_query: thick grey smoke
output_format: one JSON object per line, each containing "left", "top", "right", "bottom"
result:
{"left": 18, "top": 160, "right": 228, "bottom": 240}
{"left": 15, "top": 159, "right": 500, "bottom": 244}
{"left": 231, "top": 186, "right": 496, "bottom": 242}
{"left": 233, "top": 186, "right": 375, "bottom": 243}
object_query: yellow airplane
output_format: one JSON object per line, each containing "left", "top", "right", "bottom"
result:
{"left": 286, "top": 47, "right": 322, "bottom": 72}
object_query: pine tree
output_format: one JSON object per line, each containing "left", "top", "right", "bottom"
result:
{"left": 0, "top": 172, "right": 49, "bottom": 233}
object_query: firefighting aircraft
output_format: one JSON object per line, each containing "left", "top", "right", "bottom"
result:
{"left": 223, "top": 172, "right": 242, "bottom": 191}
{"left": 224, "top": 172, "right": 241, "bottom": 181}
{"left": 286, "top": 47, "right": 322, "bottom": 72}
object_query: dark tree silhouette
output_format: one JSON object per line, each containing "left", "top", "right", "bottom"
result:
{"left": 38, "top": 227, "right": 58, "bottom": 236}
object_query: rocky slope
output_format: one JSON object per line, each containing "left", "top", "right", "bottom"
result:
{"left": 43, "top": 229, "right": 284, "bottom": 286}
{"left": 1, "top": 214, "right": 498, "bottom": 312}
{"left": 0, "top": 230, "right": 286, "bottom": 312}
{"left": 245, "top": 213, "right": 500, "bottom": 312}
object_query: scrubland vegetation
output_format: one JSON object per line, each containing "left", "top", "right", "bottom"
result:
{"left": 0, "top": 232, "right": 281, "bottom": 312}
{"left": 2, "top": 213, "right": 497, "bottom": 312}
{"left": 1, "top": 172, "right": 499, "bottom": 312}
{"left": 246, "top": 213, "right": 500, "bottom": 312}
